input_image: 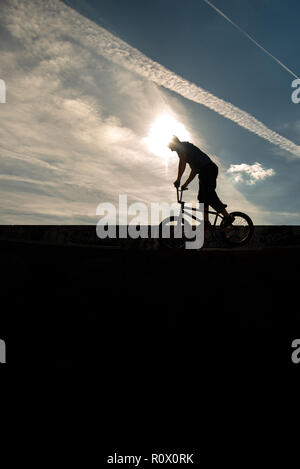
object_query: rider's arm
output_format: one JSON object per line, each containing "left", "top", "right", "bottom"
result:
{"left": 181, "top": 169, "right": 197, "bottom": 189}
{"left": 174, "top": 153, "right": 186, "bottom": 187}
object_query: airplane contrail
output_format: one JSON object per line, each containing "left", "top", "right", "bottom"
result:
{"left": 58, "top": 1, "right": 300, "bottom": 158}
{"left": 203, "top": 0, "right": 299, "bottom": 80}
{"left": 9, "top": 0, "right": 300, "bottom": 158}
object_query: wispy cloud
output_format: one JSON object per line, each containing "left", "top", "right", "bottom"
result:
{"left": 42, "top": 0, "right": 300, "bottom": 158}
{"left": 0, "top": 0, "right": 183, "bottom": 222}
{"left": 227, "top": 162, "right": 275, "bottom": 185}
{"left": 0, "top": 0, "right": 298, "bottom": 225}
{"left": 5, "top": 0, "right": 298, "bottom": 157}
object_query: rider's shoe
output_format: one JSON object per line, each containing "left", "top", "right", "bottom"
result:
{"left": 222, "top": 214, "right": 235, "bottom": 229}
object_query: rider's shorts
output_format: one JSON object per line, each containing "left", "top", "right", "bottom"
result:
{"left": 197, "top": 162, "right": 227, "bottom": 213}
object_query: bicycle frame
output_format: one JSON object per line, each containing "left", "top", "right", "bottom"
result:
{"left": 176, "top": 188, "right": 224, "bottom": 227}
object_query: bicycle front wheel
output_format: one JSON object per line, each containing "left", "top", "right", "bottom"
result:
{"left": 159, "top": 216, "right": 186, "bottom": 249}
{"left": 220, "top": 211, "right": 254, "bottom": 247}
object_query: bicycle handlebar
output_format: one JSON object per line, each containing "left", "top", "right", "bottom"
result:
{"left": 176, "top": 187, "right": 188, "bottom": 203}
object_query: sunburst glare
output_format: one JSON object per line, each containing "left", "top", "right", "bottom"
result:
{"left": 143, "top": 114, "right": 191, "bottom": 162}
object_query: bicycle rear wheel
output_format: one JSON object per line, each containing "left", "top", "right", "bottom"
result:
{"left": 220, "top": 211, "right": 254, "bottom": 247}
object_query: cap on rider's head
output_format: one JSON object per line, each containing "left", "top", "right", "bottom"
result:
{"left": 168, "top": 135, "right": 181, "bottom": 150}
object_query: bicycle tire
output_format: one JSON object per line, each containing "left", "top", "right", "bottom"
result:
{"left": 220, "top": 211, "right": 254, "bottom": 247}
{"left": 159, "top": 216, "right": 187, "bottom": 249}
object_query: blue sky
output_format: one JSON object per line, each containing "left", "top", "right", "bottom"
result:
{"left": 0, "top": 0, "right": 299, "bottom": 224}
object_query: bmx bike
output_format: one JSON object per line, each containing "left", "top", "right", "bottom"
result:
{"left": 159, "top": 188, "right": 254, "bottom": 249}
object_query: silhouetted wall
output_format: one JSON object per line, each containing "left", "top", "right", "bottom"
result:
{"left": 0, "top": 225, "right": 300, "bottom": 248}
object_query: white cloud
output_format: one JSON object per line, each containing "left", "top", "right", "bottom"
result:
{"left": 0, "top": 0, "right": 292, "bottom": 225}
{"left": 39, "top": 0, "right": 300, "bottom": 158}
{"left": 227, "top": 162, "right": 275, "bottom": 185}
{"left": 4, "top": 0, "right": 300, "bottom": 159}
{"left": 0, "top": 0, "right": 187, "bottom": 223}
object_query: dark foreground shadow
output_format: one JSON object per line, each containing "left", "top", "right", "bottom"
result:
{"left": 0, "top": 226, "right": 299, "bottom": 374}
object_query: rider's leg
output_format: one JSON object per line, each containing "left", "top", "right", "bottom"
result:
{"left": 204, "top": 203, "right": 209, "bottom": 223}
{"left": 203, "top": 203, "right": 212, "bottom": 242}
{"left": 221, "top": 208, "right": 230, "bottom": 218}
{"left": 201, "top": 163, "right": 234, "bottom": 229}
{"left": 207, "top": 164, "right": 233, "bottom": 223}
{"left": 198, "top": 179, "right": 210, "bottom": 225}
{"left": 221, "top": 209, "right": 235, "bottom": 230}
{"left": 208, "top": 192, "right": 235, "bottom": 227}
{"left": 201, "top": 164, "right": 227, "bottom": 218}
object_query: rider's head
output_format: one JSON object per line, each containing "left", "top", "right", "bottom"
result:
{"left": 168, "top": 135, "right": 181, "bottom": 152}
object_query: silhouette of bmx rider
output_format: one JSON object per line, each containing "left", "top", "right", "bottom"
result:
{"left": 168, "top": 135, "right": 234, "bottom": 233}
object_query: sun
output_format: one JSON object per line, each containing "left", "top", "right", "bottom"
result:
{"left": 144, "top": 114, "right": 191, "bottom": 160}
